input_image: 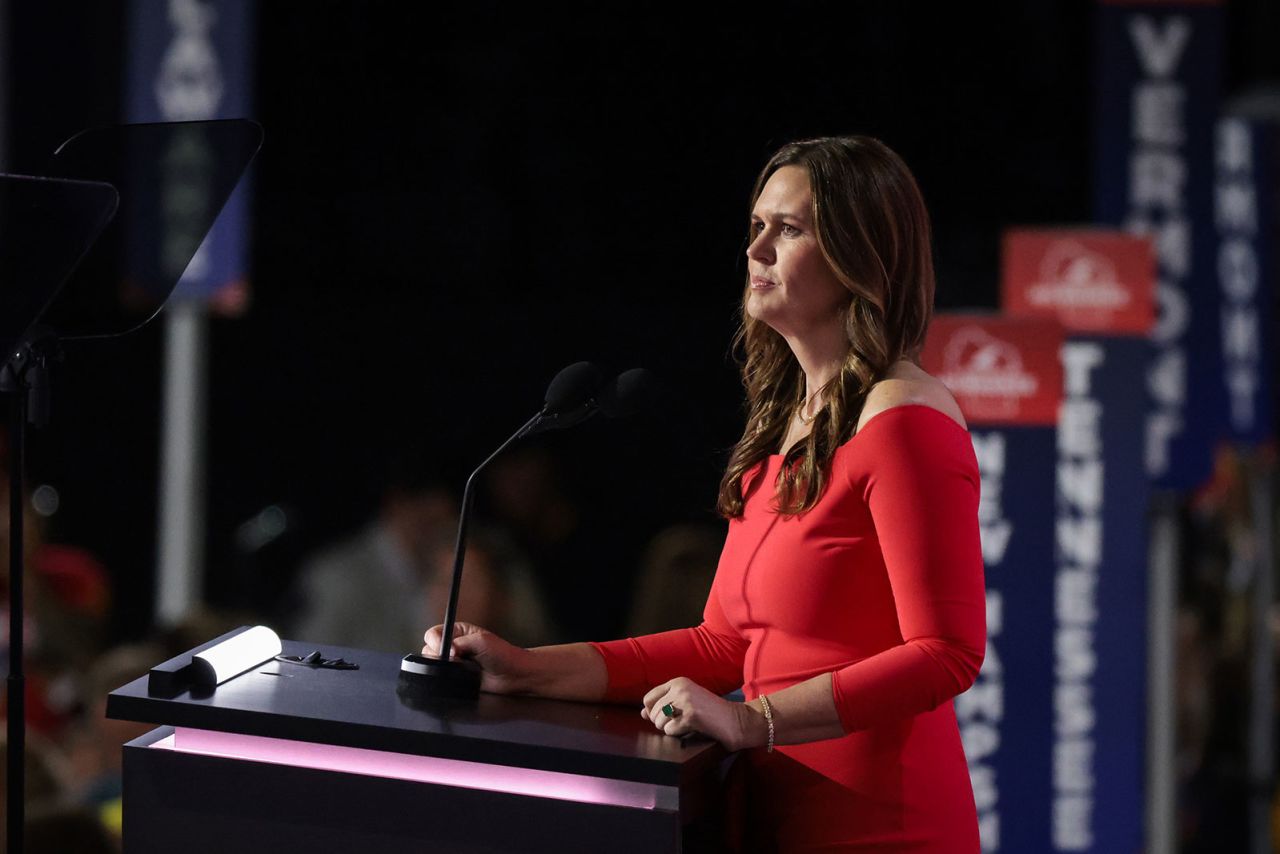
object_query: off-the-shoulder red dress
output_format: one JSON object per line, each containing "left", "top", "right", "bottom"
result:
{"left": 590, "top": 405, "right": 986, "bottom": 852}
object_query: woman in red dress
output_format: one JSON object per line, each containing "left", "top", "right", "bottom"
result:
{"left": 424, "top": 136, "right": 986, "bottom": 852}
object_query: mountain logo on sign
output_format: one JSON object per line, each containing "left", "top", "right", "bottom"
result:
{"left": 1026, "top": 240, "right": 1130, "bottom": 311}
{"left": 937, "top": 327, "right": 1038, "bottom": 418}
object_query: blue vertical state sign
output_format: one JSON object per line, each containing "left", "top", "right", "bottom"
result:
{"left": 1002, "top": 230, "right": 1155, "bottom": 852}
{"left": 922, "top": 315, "right": 1064, "bottom": 852}
{"left": 1093, "top": 0, "right": 1223, "bottom": 489}
{"left": 1215, "top": 112, "right": 1276, "bottom": 446}
{"left": 125, "top": 0, "right": 255, "bottom": 309}
{"left": 1057, "top": 336, "right": 1152, "bottom": 852}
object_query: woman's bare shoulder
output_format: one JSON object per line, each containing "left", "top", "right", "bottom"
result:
{"left": 856, "top": 361, "right": 966, "bottom": 432}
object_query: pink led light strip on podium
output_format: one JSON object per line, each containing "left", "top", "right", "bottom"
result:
{"left": 151, "top": 728, "right": 670, "bottom": 810}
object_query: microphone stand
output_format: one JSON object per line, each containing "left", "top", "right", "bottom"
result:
{"left": 0, "top": 329, "right": 60, "bottom": 854}
{"left": 398, "top": 398, "right": 599, "bottom": 703}
{"left": 437, "top": 412, "right": 539, "bottom": 668}
{"left": 439, "top": 401, "right": 602, "bottom": 658}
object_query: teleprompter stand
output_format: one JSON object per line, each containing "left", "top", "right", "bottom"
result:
{"left": 0, "top": 119, "right": 261, "bottom": 854}
{"left": 0, "top": 173, "right": 118, "bottom": 854}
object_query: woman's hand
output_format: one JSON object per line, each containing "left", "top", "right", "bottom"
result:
{"left": 641, "top": 677, "right": 765, "bottom": 752}
{"left": 421, "top": 622, "right": 534, "bottom": 695}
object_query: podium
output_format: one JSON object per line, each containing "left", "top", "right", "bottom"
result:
{"left": 107, "top": 633, "right": 730, "bottom": 853}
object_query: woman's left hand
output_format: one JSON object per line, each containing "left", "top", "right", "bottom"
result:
{"left": 641, "top": 677, "right": 760, "bottom": 752}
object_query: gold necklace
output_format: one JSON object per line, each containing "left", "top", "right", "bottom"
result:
{"left": 795, "top": 388, "right": 823, "bottom": 425}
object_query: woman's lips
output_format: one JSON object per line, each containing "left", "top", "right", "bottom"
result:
{"left": 750, "top": 276, "right": 777, "bottom": 290}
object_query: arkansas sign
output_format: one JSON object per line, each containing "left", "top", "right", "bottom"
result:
{"left": 1001, "top": 230, "right": 1155, "bottom": 336}
{"left": 921, "top": 315, "right": 1064, "bottom": 427}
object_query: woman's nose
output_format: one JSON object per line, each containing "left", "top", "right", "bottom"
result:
{"left": 746, "top": 231, "right": 774, "bottom": 265}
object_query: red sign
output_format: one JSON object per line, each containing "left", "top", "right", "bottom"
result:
{"left": 1002, "top": 229, "right": 1155, "bottom": 335}
{"left": 921, "top": 314, "right": 1064, "bottom": 426}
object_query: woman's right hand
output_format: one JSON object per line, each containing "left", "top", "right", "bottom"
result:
{"left": 421, "top": 622, "right": 535, "bottom": 695}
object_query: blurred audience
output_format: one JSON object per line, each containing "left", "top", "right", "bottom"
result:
{"left": 287, "top": 448, "right": 560, "bottom": 652}
{"left": 0, "top": 729, "right": 117, "bottom": 854}
{"left": 625, "top": 523, "right": 723, "bottom": 636}
{"left": 482, "top": 446, "right": 624, "bottom": 641}
{"left": 1177, "top": 445, "right": 1262, "bottom": 853}
{"left": 420, "top": 529, "right": 556, "bottom": 648}
{"left": 288, "top": 466, "right": 457, "bottom": 652}
{"left": 0, "top": 479, "right": 111, "bottom": 741}
{"left": 24, "top": 804, "right": 117, "bottom": 854}
{"left": 62, "top": 642, "right": 166, "bottom": 837}
{"left": 4, "top": 434, "right": 1278, "bottom": 853}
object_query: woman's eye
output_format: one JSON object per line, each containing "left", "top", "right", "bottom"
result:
{"left": 781, "top": 224, "right": 801, "bottom": 237}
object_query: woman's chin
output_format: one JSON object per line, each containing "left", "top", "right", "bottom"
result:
{"left": 746, "top": 300, "right": 792, "bottom": 335}
{"left": 746, "top": 291, "right": 779, "bottom": 323}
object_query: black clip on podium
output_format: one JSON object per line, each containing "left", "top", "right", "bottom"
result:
{"left": 0, "top": 119, "right": 262, "bottom": 854}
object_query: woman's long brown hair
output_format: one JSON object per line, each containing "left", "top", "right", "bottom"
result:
{"left": 716, "top": 136, "right": 936, "bottom": 518}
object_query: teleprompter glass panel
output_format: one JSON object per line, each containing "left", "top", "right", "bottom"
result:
{"left": 42, "top": 118, "right": 262, "bottom": 339}
{"left": 0, "top": 174, "right": 118, "bottom": 355}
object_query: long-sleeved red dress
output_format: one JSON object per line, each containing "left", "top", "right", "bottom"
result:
{"left": 590, "top": 405, "right": 987, "bottom": 852}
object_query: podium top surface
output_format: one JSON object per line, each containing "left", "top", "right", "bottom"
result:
{"left": 107, "top": 637, "right": 725, "bottom": 787}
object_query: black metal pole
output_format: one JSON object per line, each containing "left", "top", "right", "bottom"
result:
{"left": 438, "top": 412, "right": 541, "bottom": 661}
{"left": 7, "top": 390, "right": 25, "bottom": 854}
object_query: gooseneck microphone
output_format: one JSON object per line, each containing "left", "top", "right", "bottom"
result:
{"left": 598, "top": 368, "right": 659, "bottom": 418}
{"left": 398, "top": 362, "right": 655, "bottom": 702}
{"left": 521, "top": 361, "right": 604, "bottom": 436}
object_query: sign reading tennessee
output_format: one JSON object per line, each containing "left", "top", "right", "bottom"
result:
{"left": 1002, "top": 229, "right": 1155, "bottom": 335}
{"left": 921, "top": 314, "right": 1064, "bottom": 427}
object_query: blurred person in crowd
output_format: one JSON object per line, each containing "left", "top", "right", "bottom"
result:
{"left": 483, "top": 446, "right": 620, "bottom": 640}
{"left": 1177, "top": 445, "right": 1258, "bottom": 853}
{"left": 24, "top": 804, "right": 116, "bottom": 854}
{"left": 61, "top": 642, "right": 164, "bottom": 841}
{"left": 0, "top": 729, "right": 71, "bottom": 821}
{"left": 289, "top": 455, "right": 457, "bottom": 652}
{"left": 0, "top": 730, "right": 115, "bottom": 853}
{"left": 155, "top": 606, "right": 261, "bottom": 659}
{"left": 0, "top": 474, "right": 111, "bottom": 739}
{"left": 58, "top": 607, "right": 257, "bottom": 841}
{"left": 421, "top": 529, "right": 557, "bottom": 649}
{"left": 423, "top": 137, "right": 987, "bottom": 851}
{"left": 625, "top": 523, "right": 724, "bottom": 637}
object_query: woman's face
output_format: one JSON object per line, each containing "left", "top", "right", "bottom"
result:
{"left": 745, "top": 165, "right": 848, "bottom": 338}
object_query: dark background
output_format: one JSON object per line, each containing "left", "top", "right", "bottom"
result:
{"left": 4, "top": 1, "right": 1278, "bottom": 642}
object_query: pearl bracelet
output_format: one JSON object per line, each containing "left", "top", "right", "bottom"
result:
{"left": 758, "top": 693, "right": 775, "bottom": 753}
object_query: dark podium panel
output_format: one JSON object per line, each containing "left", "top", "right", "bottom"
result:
{"left": 108, "top": 636, "right": 730, "bottom": 853}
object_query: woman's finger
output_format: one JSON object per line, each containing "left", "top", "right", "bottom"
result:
{"left": 422, "top": 622, "right": 482, "bottom": 657}
{"left": 420, "top": 643, "right": 460, "bottom": 658}
{"left": 641, "top": 681, "right": 671, "bottom": 714}
{"left": 650, "top": 693, "right": 682, "bottom": 731}
{"left": 644, "top": 695, "right": 662, "bottom": 729}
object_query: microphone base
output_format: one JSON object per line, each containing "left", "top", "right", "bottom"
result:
{"left": 397, "top": 653, "right": 481, "bottom": 702}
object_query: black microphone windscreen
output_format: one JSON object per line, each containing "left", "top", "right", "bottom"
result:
{"left": 599, "top": 368, "right": 659, "bottom": 418}
{"left": 543, "top": 361, "right": 604, "bottom": 415}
